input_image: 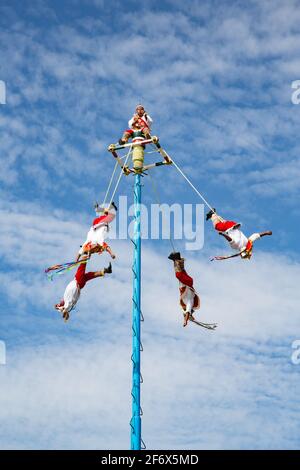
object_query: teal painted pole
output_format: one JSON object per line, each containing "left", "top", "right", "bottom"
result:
{"left": 130, "top": 172, "right": 142, "bottom": 450}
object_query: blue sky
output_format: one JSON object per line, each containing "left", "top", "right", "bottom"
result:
{"left": 0, "top": 0, "right": 300, "bottom": 450}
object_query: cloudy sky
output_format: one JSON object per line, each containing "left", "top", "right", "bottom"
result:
{"left": 0, "top": 0, "right": 299, "bottom": 450}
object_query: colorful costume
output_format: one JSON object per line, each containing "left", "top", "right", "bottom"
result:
{"left": 168, "top": 253, "right": 200, "bottom": 325}
{"left": 207, "top": 210, "right": 270, "bottom": 260}
{"left": 176, "top": 270, "right": 200, "bottom": 315}
{"left": 55, "top": 262, "right": 103, "bottom": 315}
{"left": 120, "top": 105, "right": 153, "bottom": 144}
{"left": 126, "top": 111, "right": 153, "bottom": 137}
{"left": 78, "top": 203, "right": 117, "bottom": 257}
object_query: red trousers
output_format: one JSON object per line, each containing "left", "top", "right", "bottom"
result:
{"left": 75, "top": 263, "right": 97, "bottom": 289}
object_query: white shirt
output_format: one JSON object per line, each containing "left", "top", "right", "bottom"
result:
{"left": 227, "top": 228, "right": 249, "bottom": 252}
{"left": 128, "top": 113, "right": 153, "bottom": 130}
{"left": 227, "top": 228, "right": 260, "bottom": 252}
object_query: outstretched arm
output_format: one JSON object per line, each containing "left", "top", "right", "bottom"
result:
{"left": 259, "top": 231, "right": 272, "bottom": 238}
{"left": 211, "top": 252, "right": 241, "bottom": 261}
{"left": 105, "top": 244, "right": 116, "bottom": 259}
{"left": 75, "top": 251, "right": 90, "bottom": 262}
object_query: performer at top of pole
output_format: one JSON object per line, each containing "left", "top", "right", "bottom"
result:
{"left": 108, "top": 103, "right": 172, "bottom": 175}
{"left": 119, "top": 104, "right": 152, "bottom": 145}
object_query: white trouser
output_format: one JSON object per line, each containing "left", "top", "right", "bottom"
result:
{"left": 63, "top": 279, "right": 81, "bottom": 313}
{"left": 181, "top": 287, "right": 195, "bottom": 314}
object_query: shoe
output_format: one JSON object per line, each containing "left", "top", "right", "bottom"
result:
{"left": 118, "top": 139, "right": 126, "bottom": 145}
{"left": 206, "top": 208, "right": 216, "bottom": 221}
{"left": 168, "top": 252, "right": 181, "bottom": 261}
{"left": 104, "top": 262, "right": 112, "bottom": 274}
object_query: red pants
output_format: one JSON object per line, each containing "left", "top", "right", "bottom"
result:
{"left": 124, "top": 128, "right": 150, "bottom": 137}
{"left": 214, "top": 220, "right": 238, "bottom": 232}
{"left": 75, "top": 263, "right": 97, "bottom": 289}
{"left": 176, "top": 270, "right": 194, "bottom": 288}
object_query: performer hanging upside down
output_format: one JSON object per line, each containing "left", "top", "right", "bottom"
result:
{"left": 55, "top": 257, "right": 112, "bottom": 322}
{"left": 168, "top": 252, "right": 200, "bottom": 327}
{"left": 76, "top": 202, "right": 117, "bottom": 262}
{"left": 206, "top": 209, "right": 272, "bottom": 260}
{"left": 119, "top": 104, "right": 153, "bottom": 145}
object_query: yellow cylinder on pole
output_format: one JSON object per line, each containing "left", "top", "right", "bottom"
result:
{"left": 132, "top": 130, "right": 145, "bottom": 172}
{"left": 132, "top": 145, "right": 144, "bottom": 171}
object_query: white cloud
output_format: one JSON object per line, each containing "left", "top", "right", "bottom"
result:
{"left": 0, "top": 199, "right": 299, "bottom": 449}
{"left": 0, "top": 0, "right": 299, "bottom": 450}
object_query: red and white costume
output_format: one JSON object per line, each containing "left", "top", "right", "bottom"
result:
{"left": 211, "top": 213, "right": 260, "bottom": 257}
{"left": 125, "top": 113, "right": 153, "bottom": 137}
{"left": 56, "top": 263, "right": 100, "bottom": 314}
{"left": 176, "top": 270, "right": 200, "bottom": 315}
{"left": 79, "top": 204, "right": 116, "bottom": 256}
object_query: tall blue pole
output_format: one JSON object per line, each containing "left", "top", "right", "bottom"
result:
{"left": 130, "top": 172, "right": 142, "bottom": 450}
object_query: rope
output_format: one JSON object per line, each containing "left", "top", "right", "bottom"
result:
{"left": 148, "top": 172, "right": 177, "bottom": 252}
{"left": 144, "top": 147, "right": 160, "bottom": 155}
{"left": 108, "top": 146, "right": 131, "bottom": 206}
{"left": 102, "top": 160, "right": 119, "bottom": 207}
{"left": 101, "top": 144, "right": 133, "bottom": 208}
{"left": 170, "top": 156, "right": 214, "bottom": 211}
